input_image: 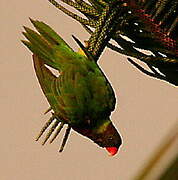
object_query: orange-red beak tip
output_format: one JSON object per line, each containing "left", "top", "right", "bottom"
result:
{"left": 105, "top": 147, "right": 118, "bottom": 156}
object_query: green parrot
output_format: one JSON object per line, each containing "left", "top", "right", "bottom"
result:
{"left": 22, "top": 19, "right": 122, "bottom": 156}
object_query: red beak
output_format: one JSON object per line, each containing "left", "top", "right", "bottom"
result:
{"left": 106, "top": 147, "right": 118, "bottom": 156}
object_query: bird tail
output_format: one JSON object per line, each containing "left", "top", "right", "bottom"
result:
{"left": 21, "top": 18, "right": 75, "bottom": 70}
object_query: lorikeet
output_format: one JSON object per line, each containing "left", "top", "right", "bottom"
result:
{"left": 22, "top": 19, "right": 122, "bottom": 156}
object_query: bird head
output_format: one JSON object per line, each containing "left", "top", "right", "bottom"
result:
{"left": 72, "top": 119, "right": 122, "bottom": 156}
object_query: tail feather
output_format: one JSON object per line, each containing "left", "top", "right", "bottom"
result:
{"left": 29, "top": 18, "right": 72, "bottom": 50}
{"left": 22, "top": 19, "right": 77, "bottom": 70}
{"left": 21, "top": 39, "right": 55, "bottom": 69}
{"left": 22, "top": 27, "right": 53, "bottom": 56}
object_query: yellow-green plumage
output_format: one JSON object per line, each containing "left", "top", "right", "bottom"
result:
{"left": 22, "top": 19, "right": 122, "bottom": 155}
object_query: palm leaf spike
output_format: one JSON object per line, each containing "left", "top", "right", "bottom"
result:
{"left": 167, "top": 17, "right": 177, "bottom": 36}
{"left": 87, "top": 4, "right": 110, "bottom": 53}
{"left": 127, "top": 58, "right": 168, "bottom": 82}
{"left": 61, "top": 0, "right": 99, "bottom": 18}
{"left": 35, "top": 114, "right": 55, "bottom": 141}
{"left": 98, "top": 0, "right": 107, "bottom": 6}
{"left": 158, "top": 2, "right": 178, "bottom": 35}
{"left": 149, "top": 0, "right": 167, "bottom": 17}
{"left": 142, "top": 0, "right": 156, "bottom": 11}
{"left": 59, "top": 125, "right": 71, "bottom": 152}
{"left": 50, "top": 121, "right": 65, "bottom": 143}
{"left": 112, "top": 32, "right": 178, "bottom": 68}
{"left": 87, "top": 0, "right": 125, "bottom": 56}
{"left": 75, "top": 0, "right": 97, "bottom": 12}
{"left": 149, "top": 0, "right": 178, "bottom": 36}
{"left": 87, "top": 0, "right": 105, "bottom": 10}
{"left": 92, "top": 3, "right": 126, "bottom": 58}
{"left": 44, "top": 107, "right": 52, "bottom": 114}
{"left": 152, "top": 0, "right": 173, "bottom": 20}
{"left": 71, "top": 35, "right": 95, "bottom": 61}
{"left": 42, "top": 119, "right": 60, "bottom": 145}
{"left": 127, "top": 56, "right": 178, "bottom": 86}
{"left": 48, "top": 0, "right": 96, "bottom": 27}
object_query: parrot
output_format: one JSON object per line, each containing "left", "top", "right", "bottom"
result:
{"left": 22, "top": 18, "right": 122, "bottom": 156}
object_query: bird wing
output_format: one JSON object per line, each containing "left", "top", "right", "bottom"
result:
{"left": 33, "top": 54, "right": 68, "bottom": 122}
{"left": 86, "top": 65, "right": 116, "bottom": 120}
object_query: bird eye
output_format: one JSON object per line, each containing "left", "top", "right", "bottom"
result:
{"left": 108, "top": 137, "right": 113, "bottom": 140}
